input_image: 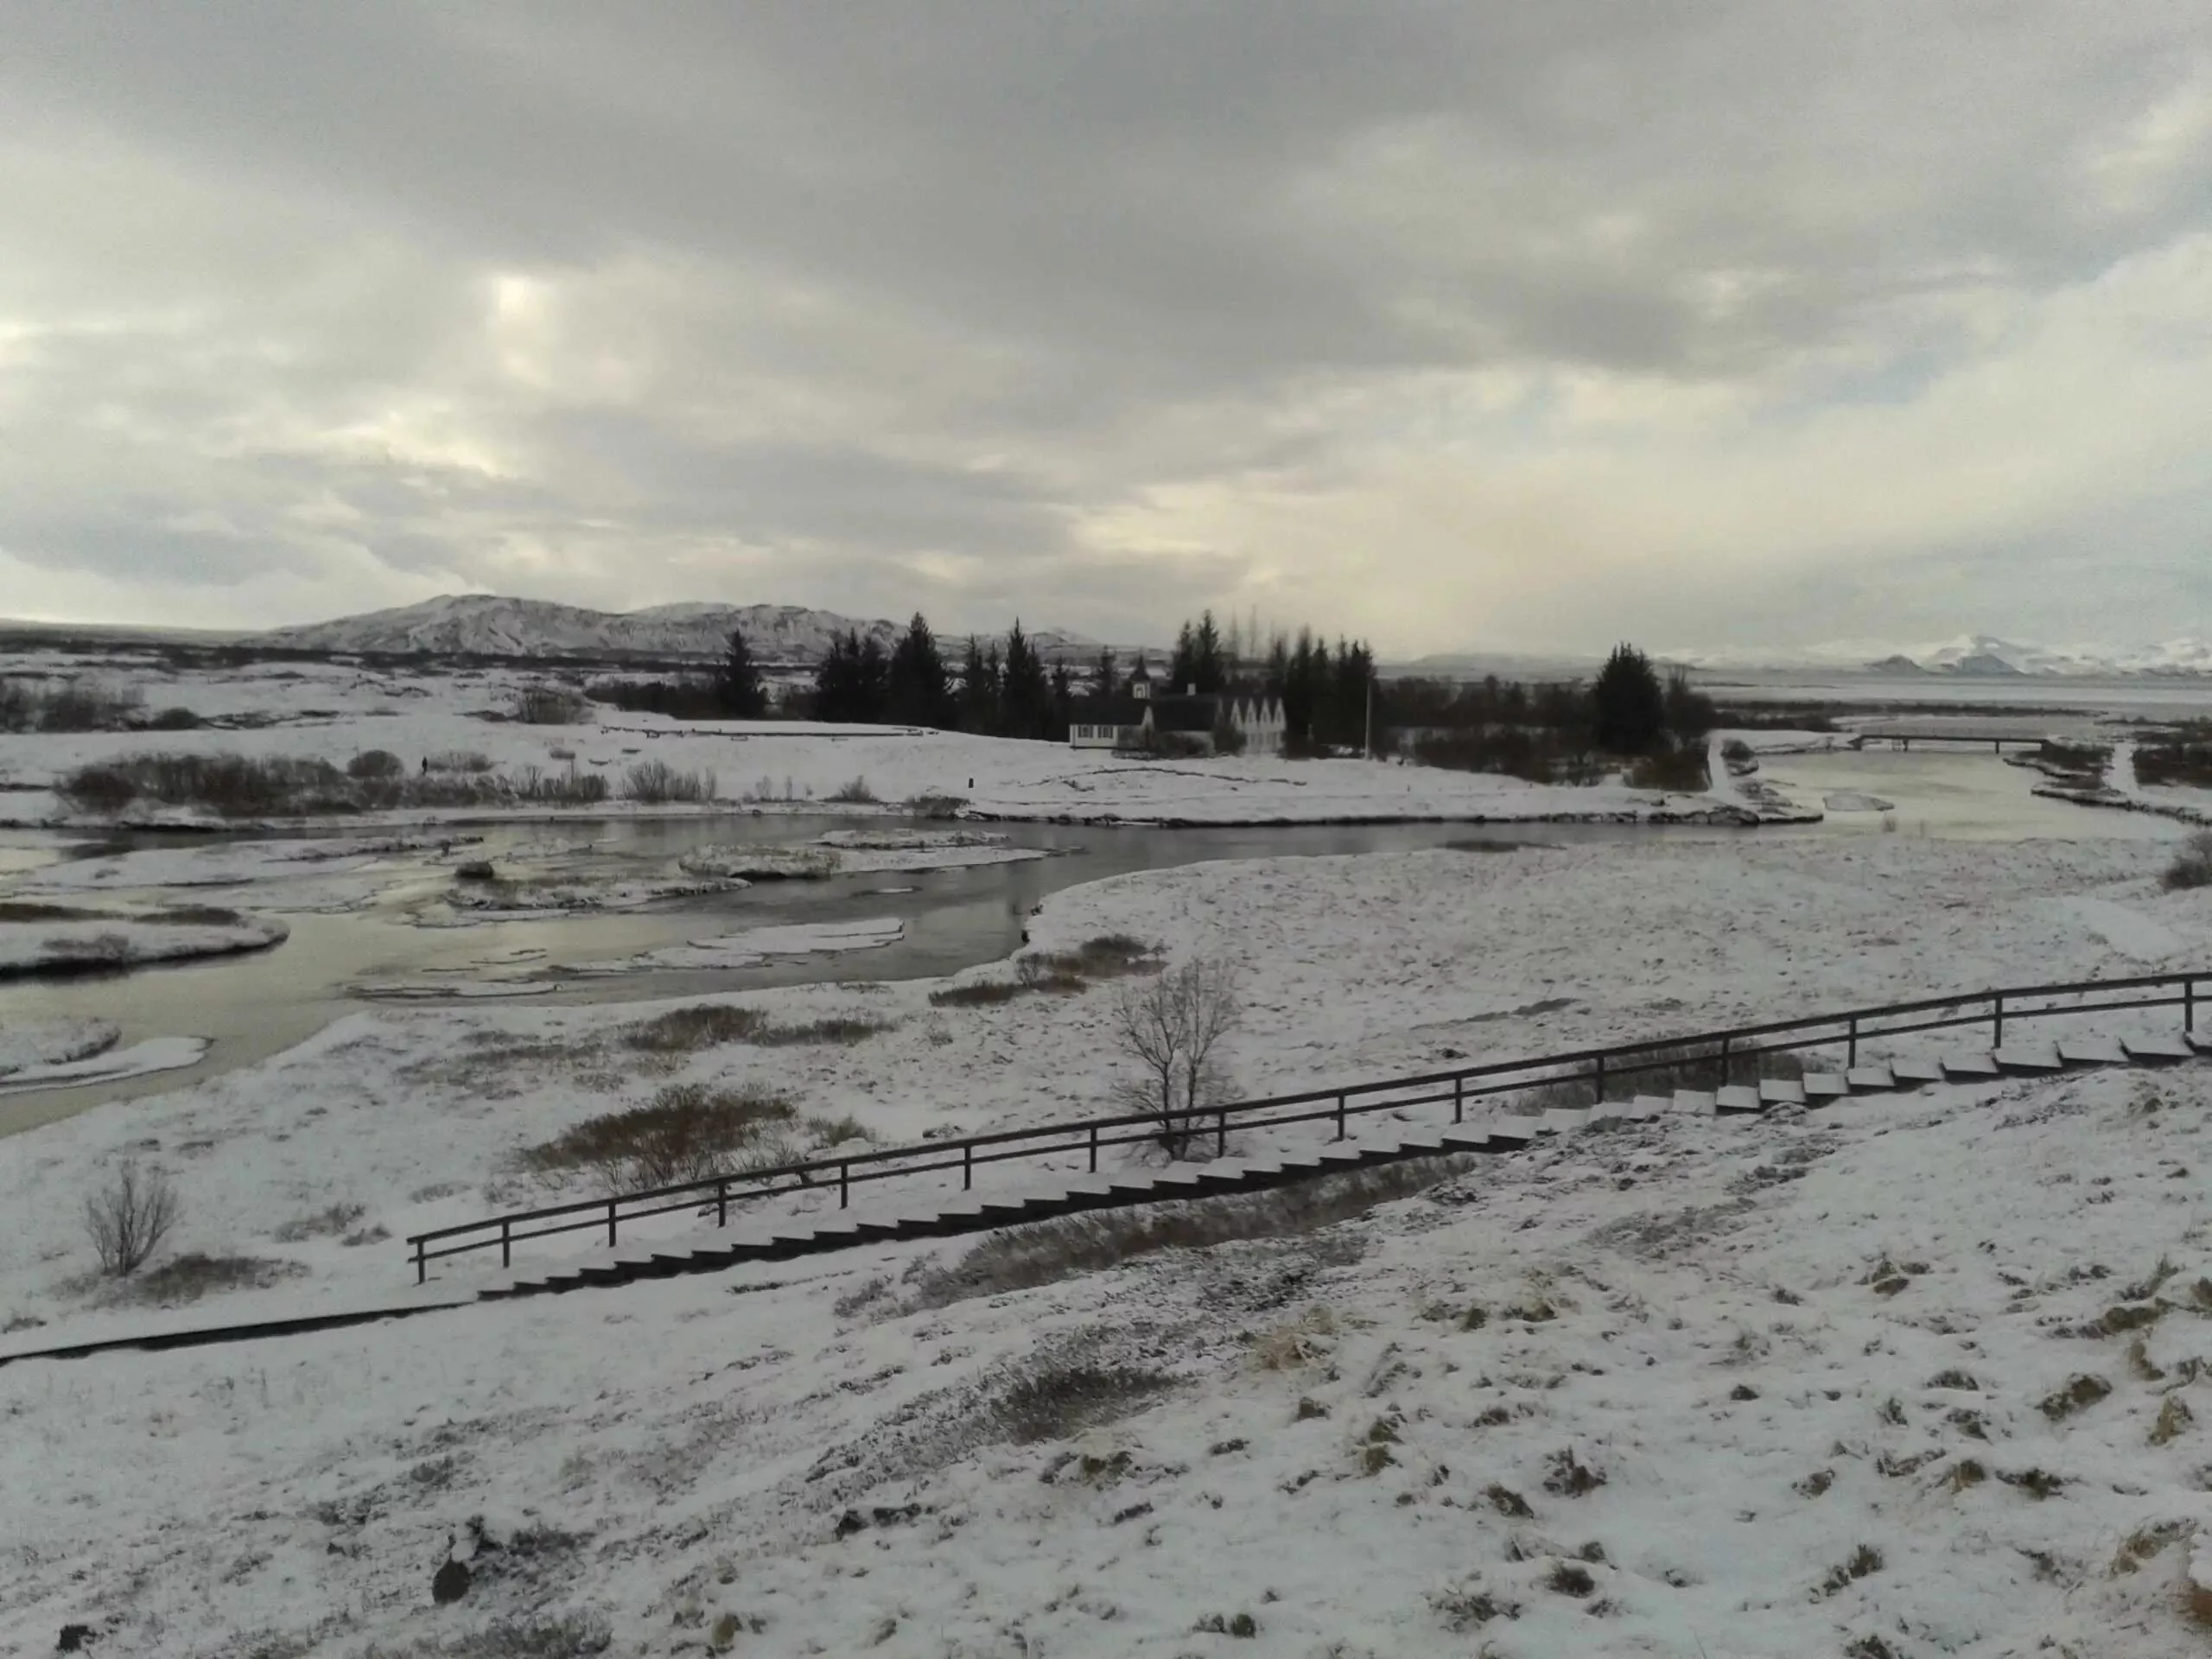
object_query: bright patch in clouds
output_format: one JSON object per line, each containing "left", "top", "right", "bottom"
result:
{"left": 0, "top": 3, "right": 2207, "bottom": 652}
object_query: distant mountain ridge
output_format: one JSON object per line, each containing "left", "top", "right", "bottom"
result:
{"left": 1668, "top": 632, "right": 2212, "bottom": 678}
{"left": 251, "top": 594, "right": 1122, "bottom": 665}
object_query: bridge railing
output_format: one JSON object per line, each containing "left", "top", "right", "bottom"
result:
{"left": 406, "top": 969, "right": 2205, "bottom": 1282}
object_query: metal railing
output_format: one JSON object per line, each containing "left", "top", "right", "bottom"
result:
{"left": 407, "top": 969, "right": 2206, "bottom": 1281}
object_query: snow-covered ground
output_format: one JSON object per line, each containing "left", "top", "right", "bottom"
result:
{"left": 0, "top": 909, "right": 288, "bottom": 978}
{"left": 0, "top": 651, "right": 1788, "bottom": 829}
{"left": 3, "top": 835, "right": 2206, "bottom": 1332}
{"left": 8, "top": 1056, "right": 2212, "bottom": 1656}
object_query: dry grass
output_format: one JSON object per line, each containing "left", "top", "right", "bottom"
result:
{"left": 2164, "top": 830, "right": 2212, "bottom": 893}
{"left": 2151, "top": 1394, "right": 2194, "bottom": 1446}
{"left": 2037, "top": 1374, "right": 2113, "bottom": 1421}
{"left": 622, "top": 760, "right": 716, "bottom": 804}
{"left": 754, "top": 1015, "right": 891, "bottom": 1046}
{"left": 1816, "top": 1545, "right": 1885, "bottom": 1599}
{"left": 357, "top": 1616, "right": 612, "bottom": 1658}
{"left": 988, "top": 1357, "right": 1178, "bottom": 1445}
{"left": 113, "top": 1253, "right": 305, "bottom": 1306}
{"left": 929, "top": 981, "right": 1024, "bottom": 1007}
{"left": 518, "top": 1084, "right": 798, "bottom": 1195}
{"left": 621, "top": 1004, "right": 767, "bottom": 1052}
{"left": 270, "top": 1202, "right": 367, "bottom": 1243}
{"left": 905, "top": 1157, "right": 1466, "bottom": 1310}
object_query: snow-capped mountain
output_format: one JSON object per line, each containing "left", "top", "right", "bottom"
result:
{"left": 251, "top": 594, "right": 1144, "bottom": 666}
{"left": 252, "top": 595, "right": 899, "bottom": 663}
{"left": 1668, "top": 633, "right": 2212, "bottom": 678}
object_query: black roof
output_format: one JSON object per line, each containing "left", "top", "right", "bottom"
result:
{"left": 1147, "top": 694, "right": 1219, "bottom": 734}
{"left": 1068, "top": 696, "right": 1147, "bottom": 726}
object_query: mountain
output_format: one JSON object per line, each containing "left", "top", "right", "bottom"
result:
{"left": 1669, "top": 632, "right": 2212, "bottom": 678}
{"left": 251, "top": 595, "right": 899, "bottom": 663}
{"left": 251, "top": 594, "right": 1154, "bottom": 668}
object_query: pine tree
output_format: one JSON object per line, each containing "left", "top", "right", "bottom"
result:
{"left": 1592, "top": 643, "right": 1667, "bottom": 754}
{"left": 1001, "top": 620, "right": 1052, "bottom": 740}
{"left": 717, "top": 628, "right": 766, "bottom": 719}
{"left": 888, "top": 613, "right": 950, "bottom": 728}
{"left": 957, "top": 637, "right": 995, "bottom": 733}
{"left": 1094, "top": 645, "right": 1117, "bottom": 696}
{"left": 1049, "top": 662, "right": 1074, "bottom": 741}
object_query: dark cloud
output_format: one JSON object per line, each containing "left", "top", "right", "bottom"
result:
{"left": 0, "top": 1, "right": 2207, "bottom": 646}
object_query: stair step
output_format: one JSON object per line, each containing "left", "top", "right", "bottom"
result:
{"left": 1889, "top": 1057, "right": 1946, "bottom": 1085}
{"left": 1758, "top": 1078, "right": 1808, "bottom": 1107}
{"left": 1845, "top": 1065, "right": 1895, "bottom": 1091}
{"left": 1628, "top": 1095, "right": 1672, "bottom": 1120}
{"left": 2189, "top": 1027, "right": 2211, "bottom": 1054}
{"left": 1714, "top": 1085, "right": 1764, "bottom": 1115}
{"left": 1672, "top": 1090, "right": 1716, "bottom": 1115}
{"left": 2058, "top": 1037, "right": 2128, "bottom": 1066}
{"left": 1540, "top": 1106, "right": 1591, "bottom": 1135}
{"left": 1484, "top": 1121, "right": 1535, "bottom": 1150}
{"left": 1939, "top": 1052, "right": 2002, "bottom": 1079}
{"left": 1802, "top": 1073, "right": 1848, "bottom": 1103}
{"left": 2123, "top": 1033, "right": 2198, "bottom": 1064}
{"left": 1435, "top": 1126, "right": 1494, "bottom": 1154}
{"left": 1992, "top": 1046, "right": 2064, "bottom": 1073}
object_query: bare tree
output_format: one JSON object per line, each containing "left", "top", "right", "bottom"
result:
{"left": 1113, "top": 956, "right": 1242, "bottom": 1159}
{"left": 84, "top": 1160, "right": 181, "bottom": 1277}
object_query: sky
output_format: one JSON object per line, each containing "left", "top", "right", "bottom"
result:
{"left": 2, "top": 3, "right": 2209, "bottom": 657}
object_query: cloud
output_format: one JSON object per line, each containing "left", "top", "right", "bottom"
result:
{"left": 0, "top": 2, "right": 2206, "bottom": 650}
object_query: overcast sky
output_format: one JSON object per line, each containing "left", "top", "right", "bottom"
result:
{"left": 3, "top": 3, "right": 2209, "bottom": 654}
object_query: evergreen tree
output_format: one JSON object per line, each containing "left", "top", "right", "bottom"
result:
{"left": 1167, "top": 611, "right": 1228, "bottom": 694}
{"left": 1664, "top": 667, "right": 1716, "bottom": 742}
{"left": 716, "top": 628, "right": 766, "bottom": 719}
{"left": 957, "top": 637, "right": 996, "bottom": 733}
{"left": 1049, "top": 662, "right": 1075, "bottom": 741}
{"left": 1168, "top": 621, "right": 1197, "bottom": 693}
{"left": 1592, "top": 643, "right": 1667, "bottom": 754}
{"left": 1094, "top": 645, "right": 1117, "bottom": 697}
{"left": 888, "top": 613, "right": 950, "bottom": 728}
{"left": 813, "top": 628, "right": 891, "bottom": 723}
{"left": 1001, "top": 620, "right": 1052, "bottom": 740}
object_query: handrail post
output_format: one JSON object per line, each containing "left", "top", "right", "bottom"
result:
{"left": 499, "top": 1219, "right": 511, "bottom": 1270}
{"left": 839, "top": 1162, "right": 850, "bottom": 1210}
{"left": 716, "top": 1179, "right": 728, "bottom": 1229}
{"left": 607, "top": 1199, "right": 618, "bottom": 1249}
{"left": 1992, "top": 990, "right": 2004, "bottom": 1051}
{"left": 1719, "top": 1034, "right": 1732, "bottom": 1086}
{"left": 1216, "top": 1110, "right": 1227, "bottom": 1158}
{"left": 963, "top": 1143, "right": 973, "bottom": 1191}
{"left": 1847, "top": 1014, "right": 1858, "bottom": 1070}
{"left": 415, "top": 1237, "right": 427, "bottom": 1286}
{"left": 1335, "top": 1091, "right": 1347, "bottom": 1141}
{"left": 2187, "top": 975, "right": 2197, "bottom": 1036}
{"left": 1592, "top": 1054, "right": 1605, "bottom": 1107}
{"left": 1452, "top": 1076, "right": 1464, "bottom": 1125}
{"left": 1088, "top": 1123, "right": 1098, "bottom": 1173}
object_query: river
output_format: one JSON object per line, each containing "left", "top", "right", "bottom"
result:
{"left": 0, "top": 745, "right": 2192, "bottom": 1132}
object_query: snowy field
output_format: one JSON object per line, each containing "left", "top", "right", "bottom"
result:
{"left": 0, "top": 651, "right": 1785, "bottom": 829}
{"left": 6, "top": 1058, "right": 2212, "bottom": 1656}
{"left": 3, "top": 835, "right": 2207, "bottom": 1333}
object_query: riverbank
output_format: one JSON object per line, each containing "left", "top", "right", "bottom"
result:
{"left": 3, "top": 832, "right": 2204, "bottom": 1336}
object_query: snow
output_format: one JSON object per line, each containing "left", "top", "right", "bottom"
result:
{"left": 0, "top": 1018, "right": 117, "bottom": 1078}
{"left": 0, "top": 1035, "right": 208, "bottom": 1096}
{"left": 249, "top": 594, "right": 908, "bottom": 662}
{"left": 0, "top": 650, "right": 1785, "bottom": 830}
{"left": 0, "top": 912, "right": 289, "bottom": 976}
{"left": 570, "top": 918, "right": 907, "bottom": 974}
{"left": 2044, "top": 897, "right": 2188, "bottom": 963}
{"left": 7, "top": 1060, "right": 2212, "bottom": 1655}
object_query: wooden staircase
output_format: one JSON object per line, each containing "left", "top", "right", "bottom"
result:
{"left": 478, "top": 1027, "right": 2210, "bottom": 1299}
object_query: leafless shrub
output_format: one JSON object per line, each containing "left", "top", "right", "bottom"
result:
{"left": 827, "top": 774, "right": 878, "bottom": 803}
{"left": 357, "top": 1615, "right": 613, "bottom": 1658}
{"left": 754, "top": 1015, "right": 891, "bottom": 1046}
{"left": 1015, "top": 954, "right": 1087, "bottom": 994}
{"left": 84, "top": 1160, "right": 181, "bottom": 1276}
{"left": 623, "top": 760, "right": 716, "bottom": 804}
{"left": 906, "top": 1157, "right": 1463, "bottom": 1309}
{"left": 346, "top": 749, "right": 404, "bottom": 780}
{"left": 0, "top": 678, "right": 143, "bottom": 733}
{"left": 1114, "top": 954, "right": 1241, "bottom": 1158}
{"left": 517, "top": 1084, "right": 796, "bottom": 1194}
{"left": 2164, "top": 830, "right": 2212, "bottom": 892}
{"left": 271, "top": 1202, "right": 366, "bottom": 1242}
{"left": 929, "top": 981, "right": 1024, "bottom": 1007}
{"left": 622, "top": 1004, "right": 767, "bottom": 1052}
{"left": 512, "top": 684, "right": 592, "bottom": 724}
{"left": 987, "top": 1355, "right": 1177, "bottom": 1445}
{"left": 509, "top": 764, "right": 611, "bottom": 805}
{"left": 904, "top": 791, "right": 969, "bottom": 818}
{"left": 424, "top": 750, "right": 494, "bottom": 774}
{"left": 116, "top": 1252, "right": 305, "bottom": 1306}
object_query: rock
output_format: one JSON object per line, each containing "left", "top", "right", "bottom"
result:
{"left": 454, "top": 861, "right": 497, "bottom": 883}
{"left": 56, "top": 1626, "right": 96, "bottom": 1654}
{"left": 431, "top": 1559, "right": 471, "bottom": 1605}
